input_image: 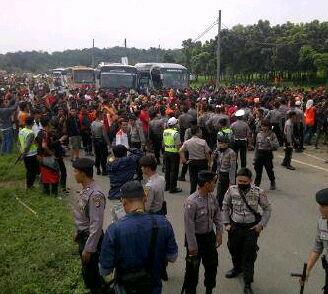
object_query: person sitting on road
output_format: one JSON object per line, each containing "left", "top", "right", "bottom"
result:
{"left": 107, "top": 144, "right": 143, "bottom": 221}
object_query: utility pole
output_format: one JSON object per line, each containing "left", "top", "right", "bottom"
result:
{"left": 124, "top": 38, "right": 127, "bottom": 48}
{"left": 92, "top": 39, "right": 95, "bottom": 68}
{"left": 216, "top": 10, "right": 221, "bottom": 88}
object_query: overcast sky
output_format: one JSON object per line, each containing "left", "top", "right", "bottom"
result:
{"left": 1, "top": 0, "right": 327, "bottom": 53}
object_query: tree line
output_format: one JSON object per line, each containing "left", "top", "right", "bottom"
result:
{"left": 0, "top": 47, "right": 183, "bottom": 73}
{"left": 0, "top": 19, "right": 327, "bottom": 85}
{"left": 181, "top": 20, "right": 328, "bottom": 85}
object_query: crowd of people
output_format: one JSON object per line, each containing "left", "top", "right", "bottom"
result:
{"left": 1, "top": 74, "right": 328, "bottom": 294}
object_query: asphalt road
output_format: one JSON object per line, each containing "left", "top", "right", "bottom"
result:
{"left": 66, "top": 146, "right": 328, "bottom": 294}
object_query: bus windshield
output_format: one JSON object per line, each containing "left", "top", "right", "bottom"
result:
{"left": 73, "top": 70, "right": 95, "bottom": 83}
{"left": 162, "top": 71, "right": 188, "bottom": 89}
{"left": 100, "top": 73, "right": 136, "bottom": 89}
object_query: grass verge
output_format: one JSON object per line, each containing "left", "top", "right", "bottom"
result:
{"left": 0, "top": 154, "right": 85, "bottom": 294}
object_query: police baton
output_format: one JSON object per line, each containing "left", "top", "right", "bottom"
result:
{"left": 290, "top": 263, "right": 307, "bottom": 294}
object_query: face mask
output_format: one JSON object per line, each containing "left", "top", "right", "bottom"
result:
{"left": 219, "top": 147, "right": 227, "bottom": 152}
{"left": 238, "top": 183, "right": 251, "bottom": 191}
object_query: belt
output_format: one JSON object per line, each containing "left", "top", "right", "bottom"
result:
{"left": 231, "top": 220, "right": 257, "bottom": 228}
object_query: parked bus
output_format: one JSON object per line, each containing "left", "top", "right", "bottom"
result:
{"left": 66, "top": 66, "right": 95, "bottom": 90}
{"left": 135, "top": 63, "right": 189, "bottom": 90}
{"left": 51, "top": 68, "right": 68, "bottom": 88}
{"left": 96, "top": 63, "right": 138, "bottom": 90}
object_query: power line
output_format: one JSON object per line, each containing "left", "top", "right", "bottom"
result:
{"left": 193, "top": 20, "right": 218, "bottom": 42}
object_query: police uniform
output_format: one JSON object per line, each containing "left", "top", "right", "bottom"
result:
{"left": 222, "top": 185, "right": 271, "bottom": 290}
{"left": 100, "top": 181, "right": 178, "bottom": 294}
{"left": 180, "top": 135, "right": 211, "bottom": 194}
{"left": 182, "top": 171, "right": 222, "bottom": 294}
{"left": 18, "top": 125, "right": 39, "bottom": 188}
{"left": 282, "top": 117, "right": 295, "bottom": 169}
{"left": 265, "top": 108, "right": 284, "bottom": 146}
{"left": 149, "top": 116, "right": 164, "bottom": 164}
{"left": 163, "top": 119, "right": 181, "bottom": 193}
{"left": 91, "top": 119, "right": 109, "bottom": 175}
{"left": 73, "top": 158, "right": 106, "bottom": 293}
{"left": 313, "top": 189, "right": 328, "bottom": 293}
{"left": 212, "top": 145, "right": 237, "bottom": 208}
{"left": 254, "top": 128, "right": 279, "bottom": 189}
{"left": 231, "top": 110, "right": 250, "bottom": 168}
{"left": 144, "top": 173, "right": 166, "bottom": 214}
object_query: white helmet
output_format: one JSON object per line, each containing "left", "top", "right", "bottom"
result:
{"left": 168, "top": 117, "right": 178, "bottom": 126}
{"left": 235, "top": 109, "right": 245, "bottom": 117}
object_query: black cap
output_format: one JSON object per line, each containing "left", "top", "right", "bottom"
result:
{"left": 113, "top": 144, "right": 128, "bottom": 158}
{"left": 72, "top": 158, "right": 94, "bottom": 171}
{"left": 316, "top": 188, "right": 328, "bottom": 205}
{"left": 120, "top": 181, "right": 145, "bottom": 199}
{"left": 198, "top": 170, "right": 217, "bottom": 183}
{"left": 25, "top": 116, "right": 35, "bottom": 126}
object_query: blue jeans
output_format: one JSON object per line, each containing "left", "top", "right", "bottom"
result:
{"left": 1, "top": 128, "right": 13, "bottom": 154}
{"left": 304, "top": 126, "right": 315, "bottom": 145}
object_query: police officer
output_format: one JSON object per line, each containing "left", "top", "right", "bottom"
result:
{"left": 140, "top": 154, "right": 166, "bottom": 215}
{"left": 73, "top": 158, "right": 105, "bottom": 294}
{"left": 265, "top": 101, "right": 284, "bottom": 146}
{"left": 212, "top": 133, "right": 237, "bottom": 208}
{"left": 18, "top": 116, "right": 39, "bottom": 189}
{"left": 281, "top": 111, "right": 297, "bottom": 170}
{"left": 301, "top": 188, "right": 328, "bottom": 293}
{"left": 100, "top": 180, "right": 178, "bottom": 294}
{"left": 231, "top": 109, "right": 250, "bottom": 168}
{"left": 163, "top": 117, "right": 182, "bottom": 193}
{"left": 254, "top": 120, "right": 279, "bottom": 190}
{"left": 149, "top": 111, "right": 165, "bottom": 165}
{"left": 140, "top": 154, "right": 169, "bottom": 281}
{"left": 179, "top": 125, "right": 211, "bottom": 194}
{"left": 182, "top": 171, "right": 222, "bottom": 294}
{"left": 293, "top": 100, "right": 305, "bottom": 152}
{"left": 218, "top": 117, "right": 233, "bottom": 141}
{"left": 222, "top": 168, "right": 271, "bottom": 294}
{"left": 91, "top": 110, "right": 110, "bottom": 176}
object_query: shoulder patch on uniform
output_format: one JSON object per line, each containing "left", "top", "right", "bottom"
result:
{"left": 92, "top": 195, "right": 103, "bottom": 208}
{"left": 144, "top": 186, "right": 151, "bottom": 197}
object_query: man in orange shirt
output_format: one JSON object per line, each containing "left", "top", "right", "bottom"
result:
{"left": 304, "top": 99, "right": 316, "bottom": 145}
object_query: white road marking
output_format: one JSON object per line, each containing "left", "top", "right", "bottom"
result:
{"left": 303, "top": 152, "right": 327, "bottom": 162}
{"left": 277, "top": 155, "right": 328, "bottom": 173}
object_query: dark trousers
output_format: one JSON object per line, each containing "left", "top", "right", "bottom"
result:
{"left": 81, "top": 130, "right": 93, "bottom": 153}
{"left": 294, "top": 123, "right": 304, "bottom": 151}
{"left": 180, "top": 151, "right": 189, "bottom": 179}
{"left": 217, "top": 172, "right": 230, "bottom": 208}
{"left": 208, "top": 131, "right": 218, "bottom": 151}
{"left": 282, "top": 146, "right": 293, "bottom": 167}
{"left": 43, "top": 183, "right": 58, "bottom": 195}
{"left": 183, "top": 231, "right": 218, "bottom": 294}
{"left": 23, "top": 155, "right": 39, "bottom": 188}
{"left": 228, "top": 223, "right": 259, "bottom": 284}
{"left": 130, "top": 142, "right": 143, "bottom": 180}
{"left": 189, "top": 159, "right": 208, "bottom": 194}
{"left": 272, "top": 123, "right": 284, "bottom": 147}
{"left": 232, "top": 140, "right": 247, "bottom": 168}
{"left": 57, "top": 157, "right": 67, "bottom": 188}
{"left": 304, "top": 125, "right": 315, "bottom": 145}
{"left": 254, "top": 151, "right": 275, "bottom": 186}
{"left": 151, "top": 134, "right": 162, "bottom": 163}
{"left": 77, "top": 231, "right": 104, "bottom": 293}
{"left": 315, "top": 127, "right": 328, "bottom": 148}
{"left": 164, "top": 152, "right": 180, "bottom": 192}
{"left": 93, "top": 139, "right": 108, "bottom": 172}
